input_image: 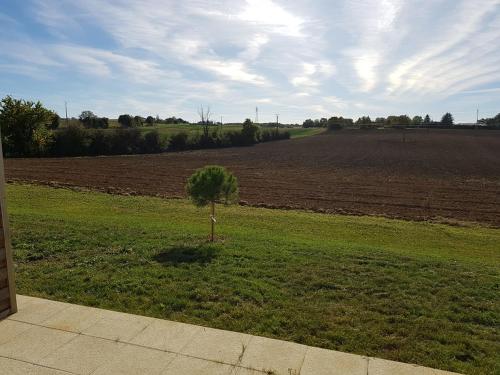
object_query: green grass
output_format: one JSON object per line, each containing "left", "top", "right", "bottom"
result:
{"left": 136, "top": 123, "right": 317, "bottom": 140}
{"left": 60, "top": 120, "right": 312, "bottom": 140}
{"left": 7, "top": 184, "right": 500, "bottom": 374}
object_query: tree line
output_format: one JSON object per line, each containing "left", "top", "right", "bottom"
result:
{"left": 303, "top": 112, "right": 500, "bottom": 130}
{"left": 0, "top": 96, "right": 288, "bottom": 157}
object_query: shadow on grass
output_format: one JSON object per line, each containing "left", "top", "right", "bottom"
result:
{"left": 153, "top": 244, "right": 219, "bottom": 265}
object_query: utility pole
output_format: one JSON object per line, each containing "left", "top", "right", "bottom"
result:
{"left": 255, "top": 107, "right": 259, "bottom": 124}
{"left": 65, "top": 101, "right": 69, "bottom": 126}
{"left": 275, "top": 114, "right": 279, "bottom": 134}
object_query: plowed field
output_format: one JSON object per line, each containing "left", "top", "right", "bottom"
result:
{"left": 6, "top": 129, "right": 500, "bottom": 226}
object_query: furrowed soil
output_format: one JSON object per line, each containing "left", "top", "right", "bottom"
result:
{"left": 5, "top": 129, "right": 500, "bottom": 226}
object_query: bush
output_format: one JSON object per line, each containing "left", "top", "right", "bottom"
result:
{"left": 52, "top": 125, "right": 88, "bottom": 156}
{"left": 142, "top": 130, "right": 164, "bottom": 153}
{"left": 169, "top": 132, "right": 189, "bottom": 151}
{"left": 109, "top": 128, "right": 142, "bottom": 154}
{"left": 118, "top": 114, "right": 134, "bottom": 128}
{"left": 87, "top": 130, "right": 109, "bottom": 155}
{"left": 241, "top": 119, "right": 260, "bottom": 145}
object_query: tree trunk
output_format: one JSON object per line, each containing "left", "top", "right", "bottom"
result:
{"left": 210, "top": 201, "right": 215, "bottom": 242}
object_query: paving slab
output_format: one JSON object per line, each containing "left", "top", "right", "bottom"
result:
{"left": 368, "top": 357, "right": 460, "bottom": 375}
{"left": 239, "top": 335, "right": 308, "bottom": 375}
{"left": 0, "top": 357, "right": 70, "bottom": 375}
{"left": 10, "top": 296, "right": 70, "bottom": 325}
{"left": 161, "top": 354, "right": 235, "bottom": 375}
{"left": 0, "top": 325, "right": 76, "bottom": 363}
{"left": 0, "top": 319, "right": 32, "bottom": 345}
{"left": 92, "top": 342, "right": 176, "bottom": 375}
{"left": 1, "top": 296, "right": 462, "bottom": 375}
{"left": 41, "top": 304, "right": 103, "bottom": 333}
{"left": 301, "top": 347, "right": 368, "bottom": 375}
{"left": 129, "top": 318, "right": 202, "bottom": 352}
{"left": 82, "top": 308, "right": 154, "bottom": 342}
{"left": 39, "top": 335, "right": 122, "bottom": 374}
{"left": 179, "top": 325, "right": 253, "bottom": 365}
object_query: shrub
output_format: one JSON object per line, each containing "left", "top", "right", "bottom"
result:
{"left": 241, "top": 119, "right": 260, "bottom": 145}
{"left": 118, "top": 114, "right": 134, "bottom": 128}
{"left": 52, "top": 125, "right": 88, "bottom": 156}
{"left": 168, "top": 132, "right": 189, "bottom": 151}
{"left": 142, "top": 130, "right": 164, "bottom": 153}
{"left": 109, "top": 128, "right": 142, "bottom": 154}
{"left": 87, "top": 130, "right": 109, "bottom": 155}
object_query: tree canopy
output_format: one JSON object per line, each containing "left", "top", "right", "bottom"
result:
{"left": 0, "top": 96, "right": 55, "bottom": 156}
{"left": 186, "top": 166, "right": 238, "bottom": 207}
{"left": 441, "top": 112, "right": 454, "bottom": 126}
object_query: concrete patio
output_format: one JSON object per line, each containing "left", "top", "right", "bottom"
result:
{"left": 0, "top": 295, "right": 459, "bottom": 375}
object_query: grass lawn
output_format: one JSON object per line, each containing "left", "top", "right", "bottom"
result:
{"left": 59, "top": 120, "right": 314, "bottom": 140}
{"left": 136, "top": 123, "right": 320, "bottom": 140}
{"left": 7, "top": 184, "right": 499, "bottom": 374}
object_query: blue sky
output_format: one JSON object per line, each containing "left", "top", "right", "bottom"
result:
{"left": 1, "top": 0, "right": 500, "bottom": 123}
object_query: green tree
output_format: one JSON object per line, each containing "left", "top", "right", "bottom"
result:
{"left": 134, "top": 115, "right": 144, "bottom": 127}
{"left": 356, "top": 116, "right": 372, "bottom": 125}
{"left": 0, "top": 96, "right": 55, "bottom": 156}
{"left": 118, "top": 114, "right": 134, "bottom": 128}
{"left": 49, "top": 113, "right": 61, "bottom": 129}
{"left": 186, "top": 166, "right": 239, "bottom": 242}
{"left": 302, "top": 119, "right": 315, "bottom": 128}
{"left": 145, "top": 116, "right": 155, "bottom": 125}
{"left": 241, "top": 118, "right": 260, "bottom": 145}
{"left": 412, "top": 116, "right": 423, "bottom": 126}
{"left": 423, "top": 114, "right": 431, "bottom": 125}
{"left": 441, "top": 112, "right": 454, "bottom": 127}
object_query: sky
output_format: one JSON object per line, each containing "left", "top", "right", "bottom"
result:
{"left": 1, "top": 0, "right": 500, "bottom": 123}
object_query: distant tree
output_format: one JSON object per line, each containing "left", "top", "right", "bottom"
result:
{"left": 482, "top": 113, "right": 500, "bottom": 126}
{"left": 79, "top": 111, "right": 108, "bottom": 129}
{"left": 142, "top": 130, "right": 163, "bottom": 153}
{"left": 241, "top": 118, "right": 260, "bottom": 145}
{"left": 302, "top": 119, "right": 315, "bottom": 128}
{"left": 96, "top": 117, "right": 109, "bottom": 129}
{"left": 375, "top": 117, "right": 386, "bottom": 125}
{"left": 0, "top": 96, "right": 55, "bottom": 156}
{"left": 423, "top": 114, "right": 431, "bottom": 125}
{"left": 386, "top": 115, "right": 411, "bottom": 127}
{"left": 319, "top": 118, "right": 328, "bottom": 127}
{"left": 186, "top": 165, "right": 239, "bottom": 242}
{"left": 398, "top": 115, "right": 412, "bottom": 126}
{"left": 327, "top": 116, "right": 351, "bottom": 130}
{"left": 145, "top": 116, "right": 155, "bottom": 125}
{"left": 441, "top": 112, "right": 454, "bottom": 127}
{"left": 356, "top": 116, "right": 372, "bottom": 125}
{"left": 134, "top": 115, "right": 144, "bottom": 127}
{"left": 118, "top": 114, "right": 134, "bottom": 128}
{"left": 79, "top": 111, "right": 97, "bottom": 122}
{"left": 198, "top": 105, "right": 212, "bottom": 138}
{"left": 412, "top": 116, "right": 423, "bottom": 126}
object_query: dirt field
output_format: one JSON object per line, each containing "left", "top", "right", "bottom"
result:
{"left": 5, "top": 129, "right": 500, "bottom": 226}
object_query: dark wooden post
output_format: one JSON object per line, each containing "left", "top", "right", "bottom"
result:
{"left": 0, "top": 132, "right": 17, "bottom": 319}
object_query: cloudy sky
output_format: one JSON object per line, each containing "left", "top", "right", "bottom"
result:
{"left": 1, "top": 0, "right": 500, "bottom": 123}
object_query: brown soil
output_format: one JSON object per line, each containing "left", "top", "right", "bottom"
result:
{"left": 5, "top": 129, "right": 500, "bottom": 226}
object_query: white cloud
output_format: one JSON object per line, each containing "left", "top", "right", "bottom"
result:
{"left": 1, "top": 0, "right": 500, "bottom": 122}
{"left": 237, "top": 0, "right": 304, "bottom": 36}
